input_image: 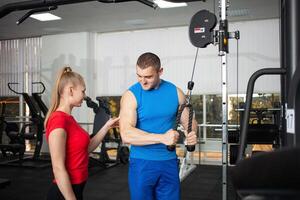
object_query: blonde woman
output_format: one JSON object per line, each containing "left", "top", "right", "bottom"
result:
{"left": 44, "top": 67, "right": 119, "bottom": 200}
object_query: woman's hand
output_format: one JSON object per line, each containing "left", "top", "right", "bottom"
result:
{"left": 89, "top": 117, "right": 120, "bottom": 152}
{"left": 104, "top": 117, "right": 120, "bottom": 130}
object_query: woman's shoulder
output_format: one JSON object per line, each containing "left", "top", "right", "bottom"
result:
{"left": 46, "top": 111, "right": 73, "bottom": 134}
{"left": 48, "top": 111, "right": 71, "bottom": 123}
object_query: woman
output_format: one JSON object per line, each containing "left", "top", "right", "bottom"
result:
{"left": 44, "top": 66, "right": 119, "bottom": 200}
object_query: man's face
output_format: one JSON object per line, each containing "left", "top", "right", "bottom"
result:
{"left": 136, "top": 65, "right": 163, "bottom": 90}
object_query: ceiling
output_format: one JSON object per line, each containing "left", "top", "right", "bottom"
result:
{"left": 0, "top": 0, "right": 279, "bottom": 40}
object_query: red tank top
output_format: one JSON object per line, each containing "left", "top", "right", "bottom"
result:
{"left": 46, "top": 111, "right": 90, "bottom": 184}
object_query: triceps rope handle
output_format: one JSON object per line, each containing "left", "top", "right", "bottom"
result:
{"left": 186, "top": 104, "right": 195, "bottom": 152}
{"left": 167, "top": 102, "right": 195, "bottom": 152}
{"left": 167, "top": 104, "right": 185, "bottom": 151}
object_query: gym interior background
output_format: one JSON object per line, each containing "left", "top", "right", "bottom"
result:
{"left": 0, "top": 0, "right": 299, "bottom": 200}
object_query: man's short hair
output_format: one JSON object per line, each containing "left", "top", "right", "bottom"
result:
{"left": 136, "top": 52, "right": 161, "bottom": 71}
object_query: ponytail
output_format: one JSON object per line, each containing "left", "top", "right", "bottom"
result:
{"left": 44, "top": 66, "right": 84, "bottom": 127}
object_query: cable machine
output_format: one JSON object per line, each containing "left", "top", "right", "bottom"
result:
{"left": 188, "top": 1, "right": 239, "bottom": 199}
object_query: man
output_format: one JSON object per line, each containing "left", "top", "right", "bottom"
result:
{"left": 120, "top": 52, "right": 198, "bottom": 200}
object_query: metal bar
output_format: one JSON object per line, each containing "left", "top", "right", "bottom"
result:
{"left": 199, "top": 124, "right": 239, "bottom": 128}
{"left": 0, "top": 0, "right": 156, "bottom": 19}
{"left": 237, "top": 68, "right": 286, "bottom": 162}
{"left": 219, "top": 0, "right": 228, "bottom": 199}
{"left": 203, "top": 95, "right": 207, "bottom": 141}
{"left": 221, "top": 53, "right": 228, "bottom": 200}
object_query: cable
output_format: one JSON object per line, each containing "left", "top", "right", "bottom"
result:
{"left": 168, "top": 48, "right": 199, "bottom": 152}
{"left": 236, "top": 38, "right": 239, "bottom": 126}
{"left": 187, "top": 47, "right": 199, "bottom": 97}
{"left": 213, "top": 0, "right": 216, "bottom": 17}
{"left": 190, "top": 48, "right": 199, "bottom": 83}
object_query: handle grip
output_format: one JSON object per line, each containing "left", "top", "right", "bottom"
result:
{"left": 185, "top": 104, "right": 195, "bottom": 152}
{"left": 185, "top": 144, "right": 195, "bottom": 152}
{"left": 167, "top": 145, "right": 176, "bottom": 151}
{"left": 167, "top": 104, "right": 185, "bottom": 151}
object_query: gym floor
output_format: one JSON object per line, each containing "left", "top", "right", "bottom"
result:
{"left": 0, "top": 161, "right": 237, "bottom": 200}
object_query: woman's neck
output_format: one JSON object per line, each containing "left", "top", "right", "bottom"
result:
{"left": 56, "top": 102, "right": 72, "bottom": 115}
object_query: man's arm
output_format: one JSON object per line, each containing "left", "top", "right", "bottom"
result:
{"left": 119, "top": 90, "right": 178, "bottom": 146}
{"left": 177, "top": 88, "right": 198, "bottom": 145}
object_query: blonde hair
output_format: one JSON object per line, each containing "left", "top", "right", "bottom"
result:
{"left": 44, "top": 66, "right": 85, "bottom": 127}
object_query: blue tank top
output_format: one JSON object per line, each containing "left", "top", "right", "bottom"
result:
{"left": 129, "top": 79, "right": 179, "bottom": 160}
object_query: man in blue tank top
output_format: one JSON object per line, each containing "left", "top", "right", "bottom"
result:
{"left": 120, "top": 52, "right": 198, "bottom": 200}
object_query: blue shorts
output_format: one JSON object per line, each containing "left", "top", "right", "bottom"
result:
{"left": 128, "top": 158, "right": 180, "bottom": 200}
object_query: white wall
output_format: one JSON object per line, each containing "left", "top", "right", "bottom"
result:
{"left": 96, "top": 19, "right": 280, "bottom": 95}
{"left": 40, "top": 19, "right": 281, "bottom": 123}
{"left": 41, "top": 32, "right": 97, "bottom": 123}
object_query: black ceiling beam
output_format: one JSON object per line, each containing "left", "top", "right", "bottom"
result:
{"left": 98, "top": 0, "right": 157, "bottom": 9}
{"left": 16, "top": 6, "right": 58, "bottom": 25}
{"left": 165, "top": 0, "right": 205, "bottom": 2}
{"left": 0, "top": 0, "right": 95, "bottom": 19}
{"left": 0, "top": 0, "right": 157, "bottom": 19}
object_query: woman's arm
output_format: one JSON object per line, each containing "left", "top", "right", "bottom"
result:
{"left": 88, "top": 117, "right": 119, "bottom": 153}
{"left": 48, "top": 128, "right": 76, "bottom": 200}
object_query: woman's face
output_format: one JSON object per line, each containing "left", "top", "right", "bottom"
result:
{"left": 70, "top": 83, "right": 86, "bottom": 107}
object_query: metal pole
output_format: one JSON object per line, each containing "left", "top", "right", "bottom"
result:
{"left": 221, "top": 55, "right": 228, "bottom": 200}
{"left": 219, "top": 0, "right": 228, "bottom": 199}
{"left": 284, "top": 0, "right": 300, "bottom": 146}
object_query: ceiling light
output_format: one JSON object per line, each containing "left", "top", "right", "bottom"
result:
{"left": 228, "top": 9, "right": 250, "bottom": 17}
{"left": 30, "top": 13, "right": 61, "bottom": 21}
{"left": 153, "top": 0, "right": 187, "bottom": 8}
{"left": 125, "top": 19, "right": 147, "bottom": 26}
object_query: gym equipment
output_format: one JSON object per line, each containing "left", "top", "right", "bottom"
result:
{"left": 176, "top": 126, "right": 197, "bottom": 182}
{"left": 188, "top": 1, "right": 240, "bottom": 198}
{"left": 85, "top": 96, "right": 129, "bottom": 168}
{"left": 167, "top": 81, "right": 196, "bottom": 152}
{"left": 0, "top": 102, "right": 25, "bottom": 160}
{"left": 167, "top": 44, "right": 199, "bottom": 152}
{"left": 237, "top": 68, "right": 286, "bottom": 162}
{"left": 0, "top": 82, "right": 50, "bottom": 168}
{"left": 231, "top": 147, "right": 300, "bottom": 199}
{"left": 189, "top": 10, "right": 217, "bottom": 48}
{"left": 164, "top": 47, "right": 198, "bottom": 180}
{"left": 229, "top": 107, "right": 281, "bottom": 164}
{"left": 31, "top": 82, "right": 48, "bottom": 117}
{"left": 230, "top": 0, "right": 300, "bottom": 198}
{"left": 0, "top": 178, "right": 10, "bottom": 189}
{"left": 282, "top": 0, "right": 300, "bottom": 146}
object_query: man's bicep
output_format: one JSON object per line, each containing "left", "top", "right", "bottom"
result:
{"left": 176, "top": 87, "right": 189, "bottom": 126}
{"left": 120, "top": 91, "right": 137, "bottom": 129}
{"left": 177, "top": 87, "right": 186, "bottom": 105}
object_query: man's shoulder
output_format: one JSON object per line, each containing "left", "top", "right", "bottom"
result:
{"left": 161, "top": 79, "right": 178, "bottom": 89}
{"left": 121, "top": 90, "right": 137, "bottom": 107}
{"left": 122, "top": 89, "right": 136, "bottom": 100}
{"left": 129, "top": 82, "right": 141, "bottom": 90}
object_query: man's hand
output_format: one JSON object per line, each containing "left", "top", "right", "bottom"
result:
{"left": 184, "top": 131, "right": 197, "bottom": 145}
{"left": 161, "top": 129, "right": 179, "bottom": 145}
